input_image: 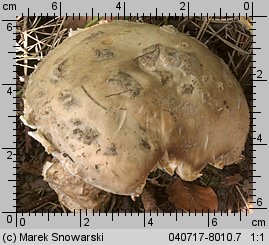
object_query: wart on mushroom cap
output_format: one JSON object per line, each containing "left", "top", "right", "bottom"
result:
{"left": 21, "top": 21, "right": 249, "bottom": 209}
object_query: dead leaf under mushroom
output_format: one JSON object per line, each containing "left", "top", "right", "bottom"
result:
{"left": 167, "top": 178, "right": 218, "bottom": 212}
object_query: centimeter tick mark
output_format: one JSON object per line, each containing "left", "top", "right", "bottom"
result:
{"left": 2, "top": 1, "right": 265, "bottom": 21}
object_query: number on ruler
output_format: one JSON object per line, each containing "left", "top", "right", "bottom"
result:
{"left": 7, "top": 87, "right": 12, "bottom": 95}
{"left": 7, "top": 151, "right": 13, "bottom": 160}
{"left": 19, "top": 218, "right": 26, "bottom": 227}
{"left": 7, "top": 23, "right": 12, "bottom": 31}
{"left": 244, "top": 2, "right": 250, "bottom": 10}
{"left": 6, "top": 215, "right": 26, "bottom": 226}
{"left": 180, "top": 2, "right": 186, "bottom": 10}
{"left": 256, "top": 198, "right": 263, "bottom": 206}
{"left": 211, "top": 217, "right": 218, "bottom": 226}
{"left": 116, "top": 2, "right": 121, "bottom": 10}
{"left": 147, "top": 218, "right": 153, "bottom": 226}
{"left": 257, "top": 134, "right": 262, "bottom": 142}
{"left": 257, "top": 70, "right": 263, "bottom": 79}
{"left": 6, "top": 215, "right": 12, "bottom": 223}
{"left": 52, "top": 1, "right": 58, "bottom": 10}
{"left": 83, "top": 217, "right": 90, "bottom": 226}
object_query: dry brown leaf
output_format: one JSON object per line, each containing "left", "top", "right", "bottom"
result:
{"left": 63, "top": 17, "right": 88, "bottom": 30}
{"left": 167, "top": 178, "right": 218, "bottom": 212}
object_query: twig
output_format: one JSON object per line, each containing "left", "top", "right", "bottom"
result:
{"left": 204, "top": 21, "right": 231, "bottom": 45}
{"left": 17, "top": 192, "right": 58, "bottom": 212}
{"left": 207, "top": 25, "right": 249, "bottom": 55}
{"left": 235, "top": 185, "right": 250, "bottom": 211}
{"left": 22, "top": 17, "right": 28, "bottom": 78}
{"left": 81, "top": 85, "right": 107, "bottom": 111}
{"left": 228, "top": 32, "right": 241, "bottom": 70}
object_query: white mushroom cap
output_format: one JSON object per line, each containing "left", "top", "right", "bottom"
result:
{"left": 22, "top": 21, "right": 249, "bottom": 197}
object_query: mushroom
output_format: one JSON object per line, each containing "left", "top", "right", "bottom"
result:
{"left": 21, "top": 21, "right": 249, "bottom": 211}
{"left": 43, "top": 159, "right": 111, "bottom": 212}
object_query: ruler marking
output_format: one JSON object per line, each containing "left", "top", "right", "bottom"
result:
{"left": 207, "top": 210, "right": 209, "bottom": 227}
{"left": 250, "top": 143, "right": 267, "bottom": 145}
{"left": 249, "top": 207, "right": 267, "bottom": 210}
{"left": 143, "top": 209, "right": 145, "bottom": 227}
{"left": 79, "top": 209, "right": 82, "bottom": 227}
{"left": 1, "top": 3, "right": 268, "bottom": 230}
{"left": 187, "top": 2, "right": 189, "bottom": 19}
{"left": 252, "top": 15, "right": 268, "bottom": 18}
{"left": 59, "top": 2, "right": 62, "bottom": 18}
{"left": 15, "top": 212, "right": 18, "bottom": 228}
{"left": 251, "top": 2, "right": 254, "bottom": 18}
{"left": 123, "top": 2, "right": 125, "bottom": 19}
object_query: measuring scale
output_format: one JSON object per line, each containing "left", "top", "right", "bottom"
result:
{"left": 0, "top": 0, "right": 268, "bottom": 244}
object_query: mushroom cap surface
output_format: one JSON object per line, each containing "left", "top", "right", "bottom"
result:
{"left": 22, "top": 21, "right": 249, "bottom": 196}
